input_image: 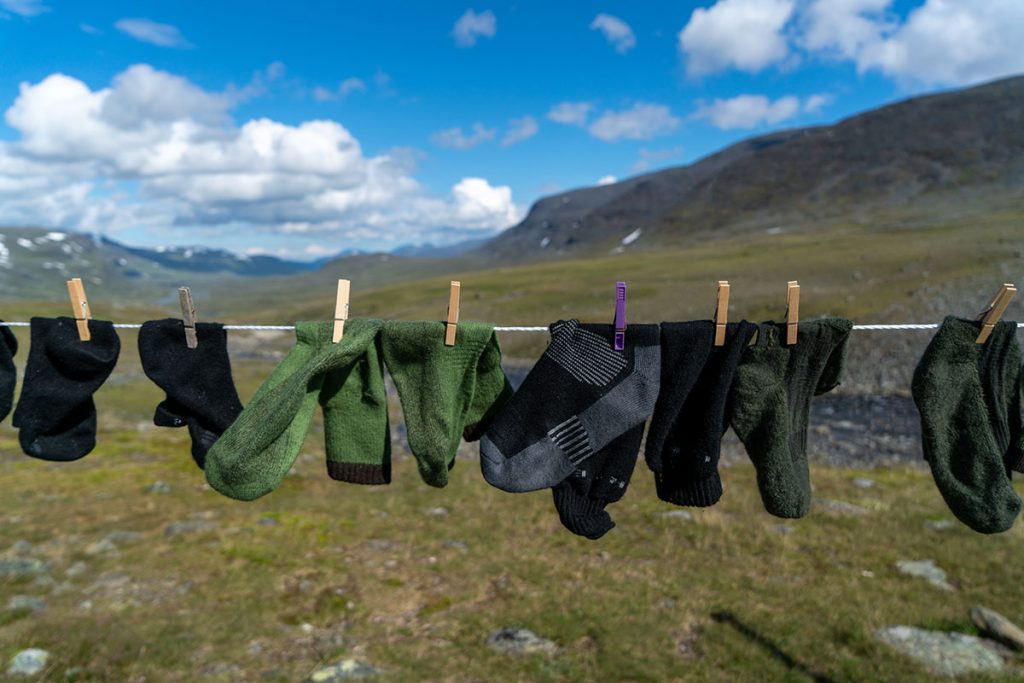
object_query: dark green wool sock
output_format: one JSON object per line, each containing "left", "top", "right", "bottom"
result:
{"left": 912, "top": 317, "right": 1022, "bottom": 534}
{"left": 0, "top": 323, "right": 17, "bottom": 422}
{"left": 321, "top": 333, "right": 391, "bottom": 484}
{"left": 205, "top": 318, "right": 384, "bottom": 501}
{"left": 380, "top": 320, "right": 512, "bottom": 488}
{"left": 728, "top": 318, "right": 852, "bottom": 519}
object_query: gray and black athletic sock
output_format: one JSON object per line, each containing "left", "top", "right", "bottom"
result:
{"left": 480, "top": 319, "right": 660, "bottom": 493}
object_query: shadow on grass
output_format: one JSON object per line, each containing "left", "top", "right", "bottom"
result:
{"left": 712, "top": 611, "right": 836, "bottom": 683}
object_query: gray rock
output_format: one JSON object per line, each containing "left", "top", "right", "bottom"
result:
{"left": 815, "top": 499, "right": 868, "bottom": 516}
{"left": 306, "top": 659, "right": 379, "bottom": 681}
{"left": 925, "top": 519, "right": 956, "bottom": 531}
{"left": 7, "top": 540, "right": 33, "bottom": 556}
{"left": 65, "top": 562, "right": 88, "bottom": 578}
{"left": 164, "top": 520, "right": 219, "bottom": 538}
{"left": 257, "top": 517, "right": 278, "bottom": 526}
{"left": 84, "top": 539, "right": 119, "bottom": 556}
{"left": 6, "top": 596, "right": 46, "bottom": 613}
{"left": 487, "top": 627, "right": 559, "bottom": 656}
{"left": 0, "top": 558, "right": 50, "bottom": 579}
{"left": 970, "top": 606, "right": 1024, "bottom": 651}
{"left": 875, "top": 626, "right": 1004, "bottom": 676}
{"left": 661, "top": 510, "right": 694, "bottom": 521}
{"left": 770, "top": 523, "right": 796, "bottom": 535}
{"left": 146, "top": 480, "right": 171, "bottom": 494}
{"left": 425, "top": 506, "right": 449, "bottom": 517}
{"left": 852, "top": 478, "right": 876, "bottom": 489}
{"left": 7, "top": 648, "right": 50, "bottom": 676}
{"left": 443, "top": 539, "right": 469, "bottom": 551}
{"left": 896, "top": 559, "right": 955, "bottom": 591}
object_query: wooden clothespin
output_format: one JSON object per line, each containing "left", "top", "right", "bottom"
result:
{"left": 178, "top": 286, "right": 198, "bottom": 349}
{"left": 66, "top": 277, "right": 92, "bottom": 341}
{"left": 332, "top": 279, "right": 351, "bottom": 343}
{"left": 613, "top": 281, "right": 627, "bottom": 351}
{"left": 714, "top": 281, "right": 730, "bottom": 346}
{"left": 444, "top": 281, "right": 461, "bottom": 346}
{"left": 785, "top": 281, "right": 800, "bottom": 345}
{"left": 976, "top": 283, "right": 1017, "bottom": 344}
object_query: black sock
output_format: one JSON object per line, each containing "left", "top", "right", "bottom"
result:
{"left": 480, "top": 320, "right": 660, "bottom": 493}
{"left": 138, "top": 319, "right": 244, "bottom": 469}
{"left": 645, "top": 321, "right": 756, "bottom": 507}
{"left": 13, "top": 317, "right": 120, "bottom": 461}
{"left": 552, "top": 423, "right": 645, "bottom": 540}
{"left": 0, "top": 323, "right": 17, "bottom": 422}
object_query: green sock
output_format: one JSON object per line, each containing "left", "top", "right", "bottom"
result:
{"left": 205, "top": 318, "right": 384, "bottom": 501}
{"left": 912, "top": 316, "right": 1022, "bottom": 534}
{"left": 728, "top": 318, "right": 852, "bottom": 518}
{"left": 321, "top": 333, "right": 391, "bottom": 484}
{"left": 381, "top": 320, "right": 512, "bottom": 487}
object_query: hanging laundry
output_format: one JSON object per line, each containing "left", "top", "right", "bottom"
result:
{"left": 13, "top": 317, "right": 120, "bottom": 461}
{"left": 380, "top": 320, "right": 511, "bottom": 488}
{"left": 645, "top": 320, "right": 757, "bottom": 507}
{"left": 0, "top": 322, "right": 17, "bottom": 422}
{"left": 205, "top": 318, "right": 386, "bottom": 501}
{"left": 912, "top": 317, "right": 1022, "bottom": 534}
{"left": 138, "top": 319, "right": 244, "bottom": 469}
{"left": 728, "top": 318, "right": 852, "bottom": 519}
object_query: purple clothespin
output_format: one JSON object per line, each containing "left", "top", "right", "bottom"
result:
{"left": 613, "top": 281, "right": 626, "bottom": 351}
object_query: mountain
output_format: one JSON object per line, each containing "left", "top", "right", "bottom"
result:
{"left": 477, "top": 75, "right": 1024, "bottom": 261}
{"left": 392, "top": 237, "right": 489, "bottom": 259}
{"left": 108, "top": 238, "right": 327, "bottom": 276}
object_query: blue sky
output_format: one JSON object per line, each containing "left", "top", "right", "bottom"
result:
{"left": 0, "top": 0, "right": 1021, "bottom": 259}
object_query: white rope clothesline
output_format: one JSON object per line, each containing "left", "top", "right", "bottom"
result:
{"left": 1, "top": 321, "right": 1022, "bottom": 331}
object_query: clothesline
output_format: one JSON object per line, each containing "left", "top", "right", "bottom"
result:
{"left": 0, "top": 321, "right": 1022, "bottom": 332}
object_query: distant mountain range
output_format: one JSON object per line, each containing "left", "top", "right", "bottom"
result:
{"left": 476, "top": 75, "right": 1024, "bottom": 262}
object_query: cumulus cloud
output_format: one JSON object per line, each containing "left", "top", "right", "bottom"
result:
{"left": 547, "top": 101, "right": 592, "bottom": 126}
{"left": 452, "top": 9, "right": 496, "bottom": 47}
{"left": 590, "top": 13, "right": 636, "bottom": 54}
{"left": 853, "top": 0, "right": 1024, "bottom": 85}
{"left": 115, "top": 18, "right": 192, "bottom": 48}
{"left": 588, "top": 103, "right": 681, "bottom": 142}
{"left": 694, "top": 93, "right": 830, "bottom": 129}
{"left": 429, "top": 122, "right": 496, "bottom": 150}
{"left": 0, "top": 65, "right": 521, "bottom": 251}
{"left": 679, "top": 0, "right": 795, "bottom": 76}
{"left": 313, "top": 77, "right": 367, "bottom": 102}
{"left": 0, "top": 0, "right": 48, "bottom": 17}
{"left": 501, "top": 115, "right": 538, "bottom": 146}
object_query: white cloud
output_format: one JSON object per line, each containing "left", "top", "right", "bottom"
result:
{"left": 452, "top": 9, "right": 496, "bottom": 47}
{"left": 0, "top": 65, "right": 521, "bottom": 249}
{"left": 0, "top": 0, "right": 48, "bottom": 17}
{"left": 798, "top": 0, "right": 893, "bottom": 59}
{"left": 547, "top": 101, "right": 592, "bottom": 126}
{"left": 694, "top": 94, "right": 803, "bottom": 129}
{"left": 590, "top": 13, "right": 636, "bottom": 54}
{"left": 313, "top": 77, "right": 367, "bottom": 102}
{"left": 588, "top": 103, "right": 681, "bottom": 142}
{"left": 115, "top": 18, "right": 192, "bottom": 48}
{"left": 678, "top": 0, "right": 795, "bottom": 76}
{"left": 803, "top": 93, "right": 833, "bottom": 113}
{"left": 854, "top": 0, "right": 1024, "bottom": 86}
{"left": 631, "top": 145, "right": 684, "bottom": 172}
{"left": 501, "top": 115, "right": 538, "bottom": 146}
{"left": 429, "top": 122, "right": 496, "bottom": 150}
{"left": 596, "top": 175, "right": 618, "bottom": 186}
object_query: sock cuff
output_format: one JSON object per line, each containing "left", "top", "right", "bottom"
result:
{"left": 552, "top": 485, "right": 615, "bottom": 540}
{"left": 327, "top": 460, "right": 391, "bottom": 485}
{"left": 655, "top": 471, "right": 723, "bottom": 507}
